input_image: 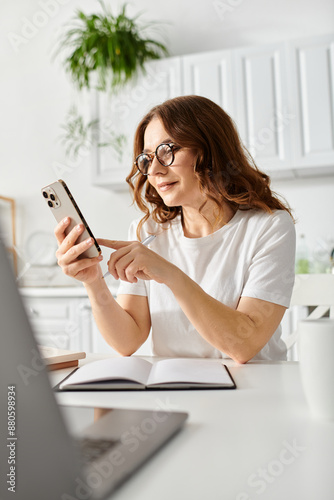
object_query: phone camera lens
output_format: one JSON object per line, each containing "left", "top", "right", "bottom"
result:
{"left": 42, "top": 191, "right": 48, "bottom": 198}
{"left": 48, "top": 200, "right": 53, "bottom": 207}
{"left": 50, "top": 194, "right": 55, "bottom": 201}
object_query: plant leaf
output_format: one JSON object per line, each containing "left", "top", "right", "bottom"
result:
{"left": 53, "top": 2, "right": 169, "bottom": 92}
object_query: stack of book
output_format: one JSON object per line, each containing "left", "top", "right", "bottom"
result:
{"left": 38, "top": 345, "right": 86, "bottom": 371}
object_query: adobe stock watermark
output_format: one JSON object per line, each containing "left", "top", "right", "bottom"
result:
{"left": 109, "top": 65, "right": 167, "bottom": 121}
{"left": 213, "top": 107, "right": 295, "bottom": 187}
{"left": 248, "top": 108, "right": 295, "bottom": 159}
{"left": 236, "top": 439, "right": 306, "bottom": 499}
{"left": 17, "top": 347, "right": 49, "bottom": 385}
{"left": 61, "top": 398, "right": 180, "bottom": 500}
{"left": 17, "top": 326, "right": 79, "bottom": 385}
{"left": 52, "top": 141, "right": 92, "bottom": 178}
{"left": 212, "top": 0, "right": 245, "bottom": 21}
{"left": 7, "top": 0, "right": 72, "bottom": 54}
{"left": 14, "top": 242, "right": 58, "bottom": 283}
{"left": 52, "top": 117, "right": 124, "bottom": 178}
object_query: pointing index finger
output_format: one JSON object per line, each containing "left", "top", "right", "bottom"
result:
{"left": 96, "top": 239, "right": 130, "bottom": 249}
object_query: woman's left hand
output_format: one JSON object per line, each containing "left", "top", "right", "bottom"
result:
{"left": 97, "top": 239, "right": 177, "bottom": 285}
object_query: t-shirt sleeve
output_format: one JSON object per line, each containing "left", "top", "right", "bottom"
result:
{"left": 241, "top": 211, "right": 296, "bottom": 307}
{"left": 116, "top": 220, "right": 148, "bottom": 297}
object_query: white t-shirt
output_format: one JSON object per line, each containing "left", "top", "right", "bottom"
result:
{"left": 117, "top": 209, "right": 296, "bottom": 361}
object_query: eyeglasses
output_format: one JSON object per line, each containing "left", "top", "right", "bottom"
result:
{"left": 134, "top": 142, "right": 180, "bottom": 175}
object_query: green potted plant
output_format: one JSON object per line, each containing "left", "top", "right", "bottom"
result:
{"left": 57, "top": 105, "right": 127, "bottom": 163}
{"left": 55, "top": 1, "right": 169, "bottom": 160}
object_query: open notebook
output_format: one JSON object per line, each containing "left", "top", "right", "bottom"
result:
{"left": 57, "top": 357, "right": 236, "bottom": 391}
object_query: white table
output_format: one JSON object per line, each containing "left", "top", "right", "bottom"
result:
{"left": 51, "top": 356, "right": 334, "bottom": 500}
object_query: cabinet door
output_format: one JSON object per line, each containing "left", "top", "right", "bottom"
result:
{"left": 234, "top": 43, "right": 292, "bottom": 175}
{"left": 23, "top": 297, "right": 79, "bottom": 350}
{"left": 92, "top": 56, "right": 182, "bottom": 190}
{"left": 289, "top": 34, "right": 334, "bottom": 171}
{"left": 182, "top": 50, "right": 235, "bottom": 120}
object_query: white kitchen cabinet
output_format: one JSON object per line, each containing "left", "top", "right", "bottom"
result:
{"left": 20, "top": 288, "right": 101, "bottom": 352}
{"left": 182, "top": 49, "right": 236, "bottom": 121}
{"left": 181, "top": 34, "right": 334, "bottom": 178}
{"left": 288, "top": 34, "right": 334, "bottom": 174}
{"left": 91, "top": 56, "right": 182, "bottom": 190}
{"left": 22, "top": 296, "right": 79, "bottom": 350}
{"left": 20, "top": 288, "right": 152, "bottom": 356}
{"left": 233, "top": 43, "right": 293, "bottom": 175}
{"left": 91, "top": 34, "right": 334, "bottom": 189}
{"left": 182, "top": 44, "right": 293, "bottom": 177}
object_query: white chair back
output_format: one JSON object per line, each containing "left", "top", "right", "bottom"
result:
{"left": 284, "top": 274, "right": 334, "bottom": 352}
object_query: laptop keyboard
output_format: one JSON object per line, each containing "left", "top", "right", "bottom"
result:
{"left": 77, "top": 438, "right": 119, "bottom": 465}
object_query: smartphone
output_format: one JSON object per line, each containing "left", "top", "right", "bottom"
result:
{"left": 41, "top": 179, "right": 101, "bottom": 259}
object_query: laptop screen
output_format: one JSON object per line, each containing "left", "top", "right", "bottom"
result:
{"left": 0, "top": 235, "right": 81, "bottom": 500}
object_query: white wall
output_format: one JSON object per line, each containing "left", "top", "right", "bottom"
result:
{"left": 1, "top": 0, "right": 334, "bottom": 276}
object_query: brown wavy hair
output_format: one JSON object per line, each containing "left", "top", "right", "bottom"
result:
{"left": 126, "top": 95, "right": 293, "bottom": 239}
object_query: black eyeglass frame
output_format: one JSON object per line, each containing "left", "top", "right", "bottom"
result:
{"left": 134, "top": 142, "right": 180, "bottom": 176}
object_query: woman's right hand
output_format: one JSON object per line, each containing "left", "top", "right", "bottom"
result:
{"left": 54, "top": 217, "right": 103, "bottom": 284}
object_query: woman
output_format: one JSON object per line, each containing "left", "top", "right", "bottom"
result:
{"left": 55, "top": 95, "right": 295, "bottom": 363}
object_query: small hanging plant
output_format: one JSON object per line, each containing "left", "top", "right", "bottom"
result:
{"left": 55, "top": 1, "right": 169, "bottom": 92}
{"left": 57, "top": 105, "right": 127, "bottom": 162}
{"left": 54, "top": 2, "right": 169, "bottom": 162}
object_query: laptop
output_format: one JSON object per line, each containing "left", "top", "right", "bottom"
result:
{"left": 0, "top": 234, "right": 188, "bottom": 500}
